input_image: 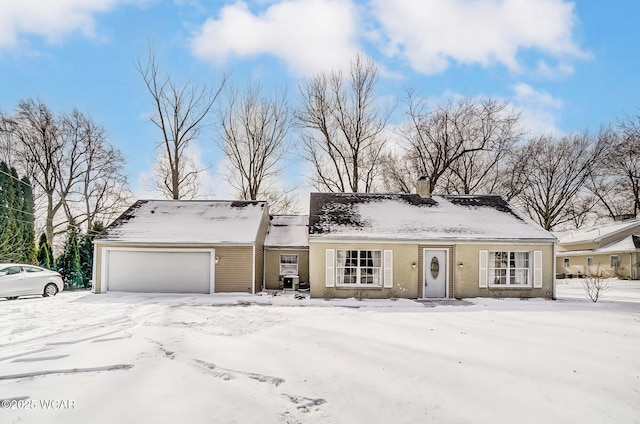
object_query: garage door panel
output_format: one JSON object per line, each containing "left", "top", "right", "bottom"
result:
{"left": 107, "top": 250, "right": 212, "bottom": 293}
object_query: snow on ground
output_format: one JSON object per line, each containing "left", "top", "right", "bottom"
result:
{"left": 1, "top": 280, "right": 639, "bottom": 423}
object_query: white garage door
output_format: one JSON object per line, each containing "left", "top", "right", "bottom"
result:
{"left": 105, "top": 249, "right": 213, "bottom": 293}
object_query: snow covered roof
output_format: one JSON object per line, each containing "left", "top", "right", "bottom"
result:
{"left": 309, "top": 193, "right": 555, "bottom": 241}
{"left": 98, "top": 200, "right": 267, "bottom": 244}
{"left": 597, "top": 234, "right": 640, "bottom": 253}
{"left": 264, "top": 215, "right": 309, "bottom": 248}
{"left": 554, "top": 218, "right": 640, "bottom": 245}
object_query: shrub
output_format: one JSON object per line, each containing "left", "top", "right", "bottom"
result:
{"left": 323, "top": 288, "right": 335, "bottom": 300}
{"left": 582, "top": 269, "right": 608, "bottom": 302}
{"left": 353, "top": 289, "right": 367, "bottom": 301}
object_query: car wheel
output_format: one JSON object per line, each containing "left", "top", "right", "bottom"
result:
{"left": 43, "top": 283, "right": 58, "bottom": 297}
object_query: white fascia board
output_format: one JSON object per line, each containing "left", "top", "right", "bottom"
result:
{"left": 308, "top": 237, "right": 556, "bottom": 246}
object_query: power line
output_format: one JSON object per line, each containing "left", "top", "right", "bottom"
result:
{"left": 0, "top": 168, "right": 31, "bottom": 187}
{"left": 0, "top": 204, "right": 36, "bottom": 216}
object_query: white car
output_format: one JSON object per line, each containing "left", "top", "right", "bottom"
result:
{"left": 0, "top": 264, "right": 64, "bottom": 300}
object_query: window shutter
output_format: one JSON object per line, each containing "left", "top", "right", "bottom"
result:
{"left": 325, "top": 249, "right": 335, "bottom": 287}
{"left": 383, "top": 250, "right": 393, "bottom": 288}
{"left": 533, "top": 250, "right": 543, "bottom": 288}
{"left": 479, "top": 250, "right": 488, "bottom": 288}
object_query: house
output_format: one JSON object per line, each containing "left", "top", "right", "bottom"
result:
{"left": 263, "top": 215, "right": 309, "bottom": 290}
{"left": 92, "top": 187, "right": 557, "bottom": 299}
{"left": 92, "top": 200, "right": 269, "bottom": 294}
{"left": 308, "top": 190, "right": 557, "bottom": 299}
{"left": 555, "top": 218, "right": 640, "bottom": 279}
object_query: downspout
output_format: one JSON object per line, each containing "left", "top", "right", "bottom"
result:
{"left": 552, "top": 243, "right": 557, "bottom": 300}
{"left": 252, "top": 244, "right": 256, "bottom": 294}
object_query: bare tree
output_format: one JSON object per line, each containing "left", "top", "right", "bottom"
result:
{"left": 297, "top": 55, "right": 388, "bottom": 193}
{"left": 514, "top": 130, "right": 611, "bottom": 230}
{"left": 137, "top": 47, "right": 227, "bottom": 199}
{"left": 1, "top": 100, "right": 130, "bottom": 245}
{"left": 379, "top": 149, "right": 414, "bottom": 193}
{"left": 218, "top": 84, "right": 292, "bottom": 203}
{"left": 64, "top": 111, "right": 131, "bottom": 229}
{"left": 589, "top": 114, "right": 640, "bottom": 220}
{"left": 2, "top": 99, "right": 64, "bottom": 244}
{"left": 398, "top": 94, "right": 522, "bottom": 194}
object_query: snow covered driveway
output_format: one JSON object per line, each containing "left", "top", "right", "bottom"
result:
{"left": 1, "top": 281, "right": 639, "bottom": 424}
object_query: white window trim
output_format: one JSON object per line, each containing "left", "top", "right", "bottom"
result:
{"left": 488, "top": 250, "right": 533, "bottom": 288}
{"left": 279, "top": 254, "right": 299, "bottom": 276}
{"left": 610, "top": 255, "right": 619, "bottom": 268}
{"left": 335, "top": 249, "right": 383, "bottom": 287}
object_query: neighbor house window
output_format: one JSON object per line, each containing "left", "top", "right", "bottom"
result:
{"left": 587, "top": 258, "right": 593, "bottom": 266}
{"left": 489, "top": 251, "right": 530, "bottom": 286}
{"left": 279, "top": 254, "right": 298, "bottom": 275}
{"left": 610, "top": 255, "right": 619, "bottom": 268}
{"left": 563, "top": 258, "right": 570, "bottom": 268}
{"left": 336, "top": 250, "right": 381, "bottom": 286}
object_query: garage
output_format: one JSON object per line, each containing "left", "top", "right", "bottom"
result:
{"left": 93, "top": 200, "right": 269, "bottom": 294}
{"left": 104, "top": 249, "right": 214, "bottom": 294}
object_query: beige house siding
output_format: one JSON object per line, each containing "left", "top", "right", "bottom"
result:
{"left": 214, "top": 245, "right": 255, "bottom": 292}
{"left": 93, "top": 242, "right": 255, "bottom": 294}
{"left": 264, "top": 249, "right": 310, "bottom": 290}
{"left": 309, "top": 241, "right": 555, "bottom": 299}
{"left": 556, "top": 252, "right": 639, "bottom": 279}
{"left": 454, "top": 243, "right": 555, "bottom": 298}
{"left": 308, "top": 241, "right": 420, "bottom": 299}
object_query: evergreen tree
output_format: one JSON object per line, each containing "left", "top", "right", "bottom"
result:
{"left": 0, "top": 163, "right": 36, "bottom": 263}
{"left": 56, "top": 227, "right": 83, "bottom": 288}
{"left": 0, "top": 162, "right": 19, "bottom": 262}
{"left": 78, "top": 222, "right": 104, "bottom": 287}
{"left": 37, "top": 233, "right": 52, "bottom": 269}
{"left": 18, "top": 176, "right": 36, "bottom": 264}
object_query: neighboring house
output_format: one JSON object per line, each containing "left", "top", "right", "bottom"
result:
{"left": 308, "top": 191, "right": 557, "bottom": 299}
{"left": 263, "top": 215, "right": 309, "bottom": 290}
{"left": 555, "top": 218, "right": 640, "bottom": 279}
{"left": 92, "top": 200, "right": 269, "bottom": 294}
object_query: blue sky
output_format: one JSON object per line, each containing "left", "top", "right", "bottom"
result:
{"left": 1, "top": 0, "right": 638, "bottom": 200}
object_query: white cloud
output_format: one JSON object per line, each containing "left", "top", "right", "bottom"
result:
{"left": 370, "top": 0, "right": 586, "bottom": 75}
{"left": 512, "top": 83, "right": 563, "bottom": 135}
{"left": 0, "top": 0, "right": 148, "bottom": 49}
{"left": 190, "top": 0, "right": 360, "bottom": 75}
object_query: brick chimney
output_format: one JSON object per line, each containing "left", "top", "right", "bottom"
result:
{"left": 416, "top": 176, "right": 430, "bottom": 198}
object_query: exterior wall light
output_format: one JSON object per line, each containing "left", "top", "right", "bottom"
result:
{"left": 215, "top": 255, "right": 220, "bottom": 264}
{"left": 458, "top": 261, "right": 463, "bottom": 268}
{"left": 412, "top": 262, "right": 417, "bottom": 269}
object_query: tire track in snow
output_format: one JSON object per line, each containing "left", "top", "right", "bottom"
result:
{"left": 0, "top": 364, "right": 133, "bottom": 381}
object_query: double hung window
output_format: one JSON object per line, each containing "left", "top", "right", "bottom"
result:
{"left": 489, "top": 251, "right": 530, "bottom": 286}
{"left": 336, "top": 250, "right": 382, "bottom": 286}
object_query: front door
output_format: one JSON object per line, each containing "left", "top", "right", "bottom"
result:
{"left": 423, "top": 249, "right": 447, "bottom": 298}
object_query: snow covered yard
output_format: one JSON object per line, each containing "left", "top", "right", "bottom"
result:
{"left": 1, "top": 281, "right": 639, "bottom": 424}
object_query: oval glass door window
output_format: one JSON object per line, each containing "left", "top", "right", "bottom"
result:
{"left": 430, "top": 256, "right": 440, "bottom": 279}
